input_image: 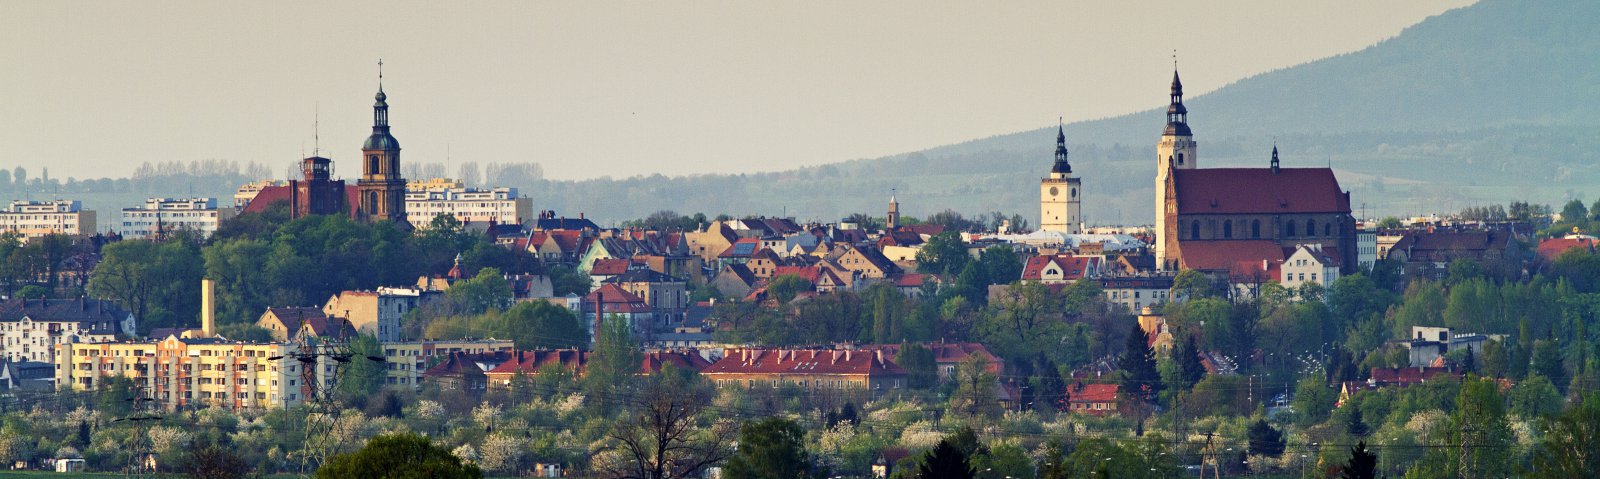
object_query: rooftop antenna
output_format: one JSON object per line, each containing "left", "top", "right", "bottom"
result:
{"left": 313, "top": 102, "right": 321, "bottom": 157}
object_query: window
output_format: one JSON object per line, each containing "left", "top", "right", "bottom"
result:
{"left": 1324, "top": 223, "right": 1332, "bottom": 236}
{"left": 1223, "top": 220, "right": 1233, "bottom": 239}
{"left": 1252, "top": 220, "right": 1261, "bottom": 239}
{"left": 1306, "top": 219, "right": 1316, "bottom": 237}
{"left": 1190, "top": 221, "right": 1200, "bottom": 240}
{"left": 1286, "top": 222, "right": 1296, "bottom": 237}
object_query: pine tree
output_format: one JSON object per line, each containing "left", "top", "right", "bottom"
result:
{"left": 1462, "top": 346, "right": 1476, "bottom": 373}
{"left": 1119, "top": 322, "right": 1162, "bottom": 403}
{"left": 1246, "top": 419, "right": 1285, "bottom": 456}
{"left": 1339, "top": 441, "right": 1377, "bottom": 479}
{"left": 1176, "top": 334, "right": 1207, "bottom": 388}
{"left": 917, "top": 439, "right": 974, "bottom": 479}
{"left": 1346, "top": 408, "right": 1370, "bottom": 437}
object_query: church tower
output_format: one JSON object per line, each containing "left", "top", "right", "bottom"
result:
{"left": 886, "top": 192, "right": 900, "bottom": 231}
{"left": 358, "top": 61, "right": 408, "bottom": 225}
{"left": 1155, "top": 69, "right": 1196, "bottom": 268}
{"left": 1040, "top": 123, "right": 1082, "bottom": 234}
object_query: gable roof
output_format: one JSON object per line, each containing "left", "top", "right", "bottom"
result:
{"left": 0, "top": 299, "right": 127, "bottom": 326}
{"left": 1021, "top": 255, "right": 1101, "bottom": 281}
{"left": 1069, "top": 383, "right": 1119, "bottom": 403}
{"left": 719, "top": 238, "right": 763, "bottom": 258}
{"left": 640, "top": 350, "right": 713, "bottom": 374}
{"left": 590, "top": 258, "right": 633, "bottom": 276}
{"left": 606, "top": 269, "right": 685, "bottom": 284}
{"left": 772, "top": 265, "right": 821, "bottom": 283}
{"left": 1173, "top": 168, "right": 1350, "bottom": 215}
{"left": 716, "top": 263, "right": 758, "bottom": 286}
{"left": 586, "top": 284, "right": 652, "bottom": 313}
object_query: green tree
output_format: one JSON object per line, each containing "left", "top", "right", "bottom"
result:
{"left": 1291, "top": 376, "right": 1335, "bottom": 426}
{"left": 336, "top": 334, "right": 386, "bottom": 402}
{"left": 916, "top": 232, "right": 970, "bottom": 277}
{"left": 316, "top": 432, "right": 482, "bottom": 479}
{"left": 1174, "top": 334, "right": 1206, "bottom": 389}
{"left": 1172, "top": 269, "right": 1214, "bottom": 300}
{"left": 1507, "top": 374, "right": 1564, "bottom": 418}
{"left": 547, "top": 265, "right": 592, "bottom": 297}
{"left": 916, "top": 439, "right": 973, "bottom": 479}
{"left": 1560, "top": 199, "right": 1588, "bottom": 224}
{"left": 446, "top": 267, "right": 512, "bottom": 314}
{"left": 586, "top": 314, "right": 642, "bottom": 404}
{"left": 1246, "top": 419, "right": 1285, "bottom": 457}
{"left": 767, "top": 274, "right": 814, "bottom": 304}
{"left": 1340, "top": 441, "right": 1377, "bottom": 479}
{"left": 595, "top": 366, "right": 731, "bottom": 479}
{"left": 897, "top": 343, "right": 938, "bottom": 389}
{"left": 1531, "top": 393, "right": 1600, "bottom": 478}
{"left": 88, "top": 238, "right": 205, "bottom": 333}
{"left": 977, "top": 245, "right": 1022, "bottom": 286}
{"left": 1453, "top": 375, "right": 1514, "bottom": 478}
{"left": 1119, "top": 322, "right": 1161, "bottom": 404}
{"left": 950, "top": 355, "right": 1001, "bottom": 419}
{"left": 722, "top": 417, "right": 810, "bottom": 479}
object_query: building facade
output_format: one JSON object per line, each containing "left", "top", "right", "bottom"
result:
{"left": 357, "top": 75, "right": 408, "bottom": 225}
{"left": 405, "top": 182, "right": 532, "bottom": 229}
{"left": 1154, "top": 70, "right": 1198, "bottom": 268}
{"left": 1040, "top": 125, "right": 1082, "bottom": 234}
{"left": 54, "top": 337, "right": 323, "bottom": 411}
{"left": 1, "top": 299, "right": 129, "bottom": 364}
{"left": 0, "top": 200, "right": 96, "bottom": 239}
{"left": 117, "top": 197, "right": 236, "bottom": 240}
{"left": 323, "top": 287, "right": 425, "bottom": 343}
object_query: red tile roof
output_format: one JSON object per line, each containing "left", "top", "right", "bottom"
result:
{"left": 1537, "top": 236, "right": 1597, "bottom": 261}
{"left": 772, "top": 266, "right": 820, "bottom": 283}
{"left": 590, "top": 258, "right": 632, "bottom": 276}
{"left": 1177, "top": 240, "right": 1286, "bottom": 272}
{"left": 1021, "top": 255, "right": 1101, "bottom": 281}
{"left": 484, "top": 349, "right": 589, "bottom": 375}
{"left": 640, "top": 350, "right": 713, "bottom": 374}
{"left": 702, "top": 348, "right": 908, "bottom": 376}
{"left": 1173, "top": 168, "right": 1351, "bottom": 214}
{"left": 586, "top": 284, "right": 652, "bottom": 314}
{"left": 1069, "top": 383, "right": 1119, "bottom": 403}
{"left": 894, "top": 273, "right": 928, "bottom": 288}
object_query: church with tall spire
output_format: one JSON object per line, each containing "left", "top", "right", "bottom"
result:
{"left": 1039, "top": 121, "right": 1082, "bottom": 234}
{"left": 357, "top": 60, "right": 409, "bottom": 226}
{"left": 1153, "top": 67, "right": 1357, "bottom": 276}
{"left": 239, "top": 61, "right": 411, "bottom": 228}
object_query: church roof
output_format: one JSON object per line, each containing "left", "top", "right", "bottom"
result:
{"left": 1172, "top": 168, "right": 1350, "bottom": 215}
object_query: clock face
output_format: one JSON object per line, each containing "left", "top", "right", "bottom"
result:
{"left": 1049, "top": 186, "right": 1059, "bottom": 196}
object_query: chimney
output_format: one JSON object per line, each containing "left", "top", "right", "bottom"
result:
{"left": 201, "top": 279, "right": 216, "bottom": 338}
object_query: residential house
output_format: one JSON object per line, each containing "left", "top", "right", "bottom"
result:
{"left": 1386, "top": 229, "right": 1521, "bottom": 279}
{"left": 1280, "top": 244, "right": 1342, "bottom": 291}
{"left": 606, "top": 269, "right": 690, "bottom": 324}
{"left": 1021, "top": 255, "right": 1103, "bottom": 284}
{"left": 1066, "top": 382, "right": 1120, "bottom": 416}
{"left": 1536, "top": 234, "right": 1597, "bottom": 262}
{"left": 710, "top": 264, "right": 759, "bottom": 300}
{"left": 583, "top": 284, "right": 655, "bottom": 337}
{"left": 834, "top": 245, "right": 898, "bottom": 280}
{"left": 322, "top": 288, "right": 424, "bottom": 342}
{"left": 589, "top": 258, "right": 633, "bottom": 288}
{"left": 1098, "top": 275, "right": 1177, "bottom": 312}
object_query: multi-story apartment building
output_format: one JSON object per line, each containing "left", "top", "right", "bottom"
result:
{"left": 323, "top": 287, "right": 428, "bottom": 342}
{"left": 700, "top": 348, "right": 908, "bottom": 391}
{"left": 53, "top": 336, "right": 350, "bottom": 410}
{"left": 380, "top": 339, "right": 515, "bottom": 389}
{"left": 0, "top": 200, "right": 96, "bottom": 239}
{"left": 117, "top": 198, "right": 236, "bottom": 240}
{"left": 405, "top": 179, "right": 532, "bottom": 228}
{"left": 0, "top": 298, "right": 130, "bottom": 364}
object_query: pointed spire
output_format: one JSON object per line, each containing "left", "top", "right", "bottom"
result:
{"left": 1271, "top": 144, "right": 1280, "bottom": 174}
{"left": 1164, "top": 65, "right": 1190, "bottom": 136}
{"left": 1051, "top": 118, "right": 1071, "bottom": 174}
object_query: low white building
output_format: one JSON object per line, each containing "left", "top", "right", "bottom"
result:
{"left": 1281, "top": 244, "right": 1341, "bottom": 290}
{"left": 1357, "top": 230, "right": 1378, "bottom": 270}
{"left": 0, "top": 200, "right": 96, "bottom": 239}
{"left": 405, "top": 179, "right": 532, "bottom": 229}
{"left": 323, "top": 287, "right": 428, "bottom": 343}
{"left": 117, "top": 197, "right": 236, "bottom": 240}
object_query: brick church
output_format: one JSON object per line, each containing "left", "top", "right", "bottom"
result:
{"left": 242, "top": 64, "right": 410, "bottom": 228}
{"left": 1152, "top": 70, "right": 1356, "bottom": 274}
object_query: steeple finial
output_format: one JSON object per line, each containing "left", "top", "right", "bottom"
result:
{"left": 1051, "top": 118, "right": 1071, "bottom": 174}
{"left": 1271, "top": 143, "right": 1280, "bottom": 174}
{"left": 378, "top": 58, "right": 384, "bottom": 89}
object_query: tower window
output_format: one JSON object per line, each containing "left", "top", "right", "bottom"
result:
{"left": 1223, "top": 220, "right": 1233, "bottom": 239}
{"left": 1251, "top": 220, "right": 1261, "bottom": 239}
{"left": 368, "top": 156, "right": 379, "bottom": 175}
{"left": 1178, "top": 153, "right": 1184, "bottom": 165}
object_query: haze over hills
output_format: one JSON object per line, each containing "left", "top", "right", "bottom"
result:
{"left": 46, "top": 0, "right": 1600, "bottom": 227}
{"left": 517, "top": 0, "right": 1598, "bottom": 227}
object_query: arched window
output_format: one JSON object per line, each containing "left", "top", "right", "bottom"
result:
{"left": 1223, "top": 220, "right": 1233, "bottom": 239}
{"left": 1190, "top": 221, "right": 1200, "bottom": 240}
{"left": 1251, "top": 220, "right": 1261, "bottom": 239}
{"left": 1324, "top": 222, "right": 1332, "bottom": 237}
{"left": 1177, "top": 153, "right": 1185, "bottom": 165}
{"left": 1306, "top": 219, "right": 1316, "bottom": 237}
{"left": 367, "top": 155, "right": 379, "bottom": 175}
{"left": 1286, "top": 221, "right": 1296, "bottom": 237}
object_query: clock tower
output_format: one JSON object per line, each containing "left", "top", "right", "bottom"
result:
{"left": 358, "top": 61, "right": 408, "bottom": 226}
{"left": 1040, "top": 123, "right": 1081, "bottom": 234}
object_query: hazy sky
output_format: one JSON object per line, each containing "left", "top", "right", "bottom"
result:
{"left": 2, "top": 1, "right": 1473, "bottom": 182}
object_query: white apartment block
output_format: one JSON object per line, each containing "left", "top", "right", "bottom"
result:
{"left": 1, "top": 299, "right": 132, "bottom": 364}
{"left": 117, "top": 197, "right": 236, "bottom": 240}
{"left": 0, "top": 200, "right": 96, "bottom": 239}
{"left": 405, "top": 181, "right": 532, "bottom": 228}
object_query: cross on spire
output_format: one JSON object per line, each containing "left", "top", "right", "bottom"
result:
{"left": 377, "top": 58, "right": 384, "bottom": 87}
